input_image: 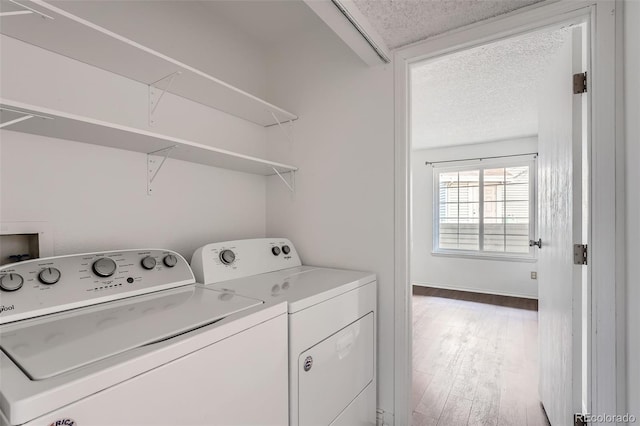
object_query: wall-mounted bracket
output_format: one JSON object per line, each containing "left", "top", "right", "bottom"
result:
{"left": 1, "top": 0, "right": 54, "bottom": 19}
{"left": 270, "top": 111, "right": 294, "bottom": 144}
{"left": 0, "top": 114, "right": 35, "bottom": 129}
{"left": 149, "top": 71, "right": 182, "bottom": 126}
{"left": 0, "top": 106, "right": 53, "bottom": 129}
{"left": 272, "top": 167, "right": 295, "bottom": 193}
{"left": 147, "top": 145, "right": 177, "bottom": 195}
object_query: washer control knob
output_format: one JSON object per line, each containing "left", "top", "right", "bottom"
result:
{"left": 281, "top": 245, "right": 291, "bottom": 255}
{"left": 39, "top": 267, "right": 61, "bottom": 285}
{"left": 163, "top": 254, "right": 178, "bottom": 268}
{"left": 0, "top": 273, "right": 24, "bottom": 291}
{"left": 141, "top": 256, "right": 157, "bottom": 270}
{"left": 93, "top": 258, "right": 117, "bottom": 277}
{"left": 271, "top": 246, "right": 281, "bottom": 256}
{"left": 219, "top": 249, "right": 236, "bottom": 265}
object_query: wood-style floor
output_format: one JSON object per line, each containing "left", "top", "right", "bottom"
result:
{"left": 412, "top": 286, "right": 550, "bottom": 426}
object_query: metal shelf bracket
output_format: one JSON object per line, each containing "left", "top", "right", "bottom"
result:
{"left": 1, "top": 0, "right": 54, "bottom": 19}
{"left": 268, "top": 112, "right": 295, "bottom": 192}
{"left": 0, "top": 114, "right": 35, "bottom": 129}
{"left": 149, "top": 71, "right": 182, "bottom": 126}
{"left": 147, "top": 145, "right": 177, "bottom": 195}
{"left": 272, "top": 167, "right": 295, "bottom": 192}
{"left": 270, "top": 111, "right": 294, "bottom": 144}
{"left": 0, "top": 106, "right": 53, "bottom": 129}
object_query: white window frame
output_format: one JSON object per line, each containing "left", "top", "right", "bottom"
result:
{"left": 432, "top": 156, "right": 537, "bottom": 261}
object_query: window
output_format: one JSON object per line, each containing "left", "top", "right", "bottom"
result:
{"left": 433, "top": 158, "right": 535, "bottom": 258}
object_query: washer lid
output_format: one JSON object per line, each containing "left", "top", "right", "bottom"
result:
{"left": 0, "top": 286, "right": 262, "bottom": 380}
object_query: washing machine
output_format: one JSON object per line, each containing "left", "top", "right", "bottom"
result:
{"left": 0, "top": 249, "right": 288, "bottom": 426}
{"left": 191, "top": 238, "right": 377, "bottom": 426}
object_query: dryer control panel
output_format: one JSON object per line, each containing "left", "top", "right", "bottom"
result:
{"left": 0, "top": 249, "right": 194, "bottom": 324}
{"left": 191, "top": 238, "right": 302, "bottom": 284}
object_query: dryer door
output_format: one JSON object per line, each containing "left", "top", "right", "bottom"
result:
{"left": 298, "top": 312, "right": 374, "bottom": 425}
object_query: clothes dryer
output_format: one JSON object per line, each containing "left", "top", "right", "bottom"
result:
{"left": 191, "top": 238, "right": 377, "bottom": 426}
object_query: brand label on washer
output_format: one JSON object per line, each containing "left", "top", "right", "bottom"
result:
{"left": 48, "top": 419, "right": 77, "bottom": 426}
{"left": 0, "top": 305, "right": 14, "bottom": 314}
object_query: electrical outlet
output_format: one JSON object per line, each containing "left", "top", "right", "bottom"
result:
{"left": 531, "top": 271, "right": 537, "bottom": 280}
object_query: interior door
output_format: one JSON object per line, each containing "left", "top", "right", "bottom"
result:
{"left": 537, "top": 26, "right": 587, "bottom": 426}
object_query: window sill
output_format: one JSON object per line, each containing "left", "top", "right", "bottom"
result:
{"left": 431, "top": 250, "right": 538, "bottom": 263}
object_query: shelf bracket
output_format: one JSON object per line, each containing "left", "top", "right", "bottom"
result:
{"left": 272, "top": 167, "right": 295, "bottom": 193}
{"left": 0, "top": 114, "right": 34, "bottom": 129}
{"left": 0, "top": 106, "right": 53, "bottom": 129}
{"left": 147, "top": 145, "right": 177, "bottom": 195}
{"left": 2, "top": 0, "right": 54, "bottom": 19}
{"left": 149, "top": 71, "right": 182, "bottom": 126}
{"left": 270, "top": 111, "right": 294, "bottom": 144}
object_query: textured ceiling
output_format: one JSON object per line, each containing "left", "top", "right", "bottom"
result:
{"left": 351, "top": 0, "right": 544, "bottom": 49}
{"left": 411, "top": 28, "right": 569, "bottom": 150}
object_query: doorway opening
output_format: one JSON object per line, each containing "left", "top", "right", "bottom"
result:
{"left": 407, "top": 22, "right": 589, "bottom": 426}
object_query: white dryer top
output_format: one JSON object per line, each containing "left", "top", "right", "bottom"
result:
{"left": 201, "top": 266, "right": 375, "bottom": 313}
{"left": 191, "top": 238, "right": 376, "bottom": 312}
{"left": 0, "top": 286, "right": 261, "bottom": 380}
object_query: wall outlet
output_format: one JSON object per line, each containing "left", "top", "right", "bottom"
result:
{"left": 531, "top": 271, "right": 537, "bottom": 280}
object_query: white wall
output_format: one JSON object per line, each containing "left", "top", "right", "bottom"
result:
{"left": 0, "top": 132, "right": 265, "bottom": 259}
{"left": 53, "top": 0, "right": 269, "bottom": 99}
{"left": 624, "top": 0, "right": 640, "bottom": 419}
{"left": 411, "top": 137, "right": 539, "bottom": 299}
{"left": 264, "top": 11, "right": 396, "bottom": 419}
{"left": 0, "top": 31, "right": 269, "bottom": 260}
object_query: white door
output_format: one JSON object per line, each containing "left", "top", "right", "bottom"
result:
{"left": 537, "top": 26, "right": 587, "bottom": 426}
{"left": 298, "top": 313, "right": 375, "bottom": 425}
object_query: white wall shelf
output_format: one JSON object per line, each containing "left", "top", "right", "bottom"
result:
{"left": 0, "top": 100, "right": 298, "bottom": 186}
{"left": 0, "top": 0, "right": 298, "bottom": 127}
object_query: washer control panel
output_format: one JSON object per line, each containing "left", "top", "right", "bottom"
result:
{"left": 191, "top": 238, "right": 302, "bottom": 284}
{"left": 0, "top": 249, "right": 194, "bottom": 324}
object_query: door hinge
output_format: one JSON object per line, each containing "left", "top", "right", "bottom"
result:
{"left": 573, "top": 72, "right": 587, "bottom": 94}
{"left": 573, "top": 244, "right": 588, "bottom": 265}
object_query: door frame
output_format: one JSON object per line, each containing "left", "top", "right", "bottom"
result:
{"left": 393, "top": 1, "right": 623, "bottom": 424}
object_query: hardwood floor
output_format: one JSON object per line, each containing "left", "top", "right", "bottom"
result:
{"left": 412, "top": 286, "right": 550, "bottom": 426}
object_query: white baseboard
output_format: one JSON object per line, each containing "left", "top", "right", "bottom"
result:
{"left": 412, "top": 280, "right": 538, "bottom": 300}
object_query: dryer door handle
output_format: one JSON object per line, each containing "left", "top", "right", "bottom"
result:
{"left": 336, "top": 326, "right": 359, "bottom": 359}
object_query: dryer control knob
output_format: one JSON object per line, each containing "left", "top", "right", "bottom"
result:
{"left": 141, "top": 256, "right": 157, "bottom": 270}
{"left": 281, "top": 245, "right": 291, "bottom": 255}
{"left": 93, "top": 258, "right": 117, "bottom": 277}
{"left": 0, "top": 273, "right": 24, "bottom": 291}
{"left": 219, "top": 249, "right": 236, "bottom": 265}
{"left": 163, "top": 255, "right": 178, "bottom": 268}
{"left": 39, "top": 267, "right": 61, "bottom": 285}
{"left": 271, "top": 246, "right": 281, "bottom": 256}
